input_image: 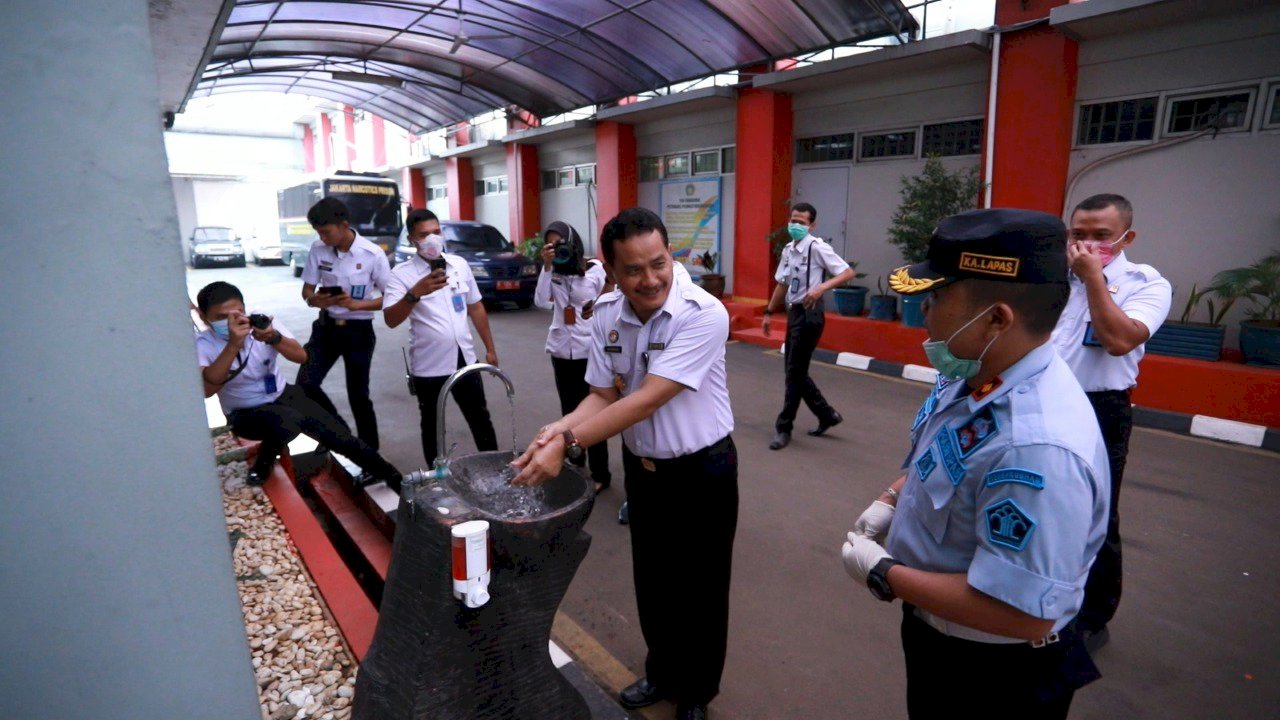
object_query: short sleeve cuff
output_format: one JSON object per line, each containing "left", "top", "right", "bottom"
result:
{"left": 968, "top": 547, "right": 1077, "bottom": 620}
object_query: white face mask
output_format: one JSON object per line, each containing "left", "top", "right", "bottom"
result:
{"left": 416, "top": 233, "right": 445, "bottom": 260}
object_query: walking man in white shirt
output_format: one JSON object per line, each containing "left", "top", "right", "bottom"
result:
{"left": 1051, "top": 193, "right": 1172, "bottom": 651}
{"left": 383, "top": 209, "right": 499, "bottom": 466}
{"left": 512, "top": 208, "right": 736, "bottom": 720}
{"left": 297, "top": 197, "right": 391, "bottom": 450}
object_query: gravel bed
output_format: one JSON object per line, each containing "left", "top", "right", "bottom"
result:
{"left": 217, "top": 431, "right": 359, "bottom": 720}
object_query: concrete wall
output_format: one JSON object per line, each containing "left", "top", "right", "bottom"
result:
{"left": 790, "top": 59, "right": 990, "bottom": 289}
{"left": 474, "top": 152, "right": 509, "bottom": 232}
{"left": 1069, "top": 4, "right": 1280, "bottom": 339}
{"left": 538, "top": 133, "right": 598, "bottom": 254}
{"left": 0, "top": 1, "right": 261, "bottom": 718}
{"left": 425, "top": 169, "right": 449, "bottom": 220}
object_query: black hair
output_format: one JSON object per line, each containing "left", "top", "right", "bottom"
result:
{"left": 406, "top": 208, "right": 439, "bottom": 229}
{"left": 792, "top": 202, "right": 817, "bottom": 223}
{"left": 965, "top": 279, "right": 1069, "bottom": 336}
{"left": 196, "top": 281, "right": 244, "bottom": 313}
{"left": 1073, "top": 193, "right": 1133, "bottom": 227}
{"left": 600, "top": 207, "right": 668, "bottom": 266}
{"left": 307, "top": 197, "right": 350, "bottom": 227}
{"left": 544, "top": 220, "right": 586, "bottom": 276}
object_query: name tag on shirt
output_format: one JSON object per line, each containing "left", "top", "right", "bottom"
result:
{"left": 647, "top": 342, "right": 665, "bottom": 350}
{"left": 452, "top": 293, "right": 466, "bottom": 313}
{"left": 264, "top": 375, "right": 277, "bottom": 395}
{"left": 604, "top": 345, "right": 622, "bottom": 354}
{"left": 350, "top": 284, "right": 367, "bottom": 300}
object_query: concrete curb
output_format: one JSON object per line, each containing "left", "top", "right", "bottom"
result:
{"left": 805, "top": 347, "right": 1280, "bottom": 452}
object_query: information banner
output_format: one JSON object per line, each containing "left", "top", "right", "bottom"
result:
{"left": 659, "top": 177, "right": 721, "bottom": 274}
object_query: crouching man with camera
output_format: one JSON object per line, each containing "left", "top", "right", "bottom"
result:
{"left": 195, "top": 281, "right": 404, "bottom": 489}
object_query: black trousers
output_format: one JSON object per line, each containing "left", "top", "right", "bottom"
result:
{"left": 297, "top": 315, "right": 379, "bottom": 449}
{"left": 227, "top": 384, "right": 401, "bottom": 482}
{"left": 901, "top": 607, "right": 1097, "bottom": 720}
{"left": 624, "top": 436, "right": 738, "bottom": 706}
{"left": 1077, "top": 388, "right": 1134, "bottom": 632}
{"left": 412, "top": 350, "right": 498, "bottom": 466}
{"left": 550, "top": 356, "right": 611, "bottom": 487}
{"left": 775, "top": 303, "right": 837, "bottom": 433}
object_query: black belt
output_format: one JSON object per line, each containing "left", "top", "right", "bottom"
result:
{"left": 624, "top": 434, "right": 733, "bottom": 472}
{"left": 320, "top": 311, "right": 373, "bottom": 327}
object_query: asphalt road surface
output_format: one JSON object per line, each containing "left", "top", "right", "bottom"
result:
{"left": 189, "top": 264, "right": 1280, "bottom": 720}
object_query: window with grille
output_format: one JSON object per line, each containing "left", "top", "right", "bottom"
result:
{"left": 693, "top": 150, "right": 720, "bottom": 175}
{"left": 558, "top": 169, "right": 574, "bottom": 188}
{"left": 639, "top": 156, "right": 661, "bottom": 182}
{"left": 575, "top": 165, "right": 595, "bottom": 186}
{"left": 1267, "top": 86, "right": 1280, "bottom": 127}
{"left": 796, "top": 133, "right": 855, "bottom": 163}
{"left": 859, "top": 130, "right": 917, "bottom": 160}
{"left": 1165, "top": 91, "right": 1252, "bottom": 134}
{"left": 1077, "top": 97, "right": 1157, "bottom": 145}
{"left": 921, "top": 119, "right": 983, "bottom": 156}
{"left": 664, "top": 153, "right": 690, "bottom": 177}
{"left": 721, "top": 147, "right": 736, "bottom": 174}
{"left": 428, "top": 185, "right": 447, "bottom": 200}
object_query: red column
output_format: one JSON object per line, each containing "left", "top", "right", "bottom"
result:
{"left": 732, "top": 88, "right": 793, "bottom": 301}
{"left": 401, "top": 167, "right": 426, "bottom": 210}
{"left": 372, "top": 115, "right": 386, "bottom": 168}
{"left": 302, "top": 123, "right": 316, "bottom": 174}
{"left": 594, "top": 121, "right": 637, "bottom": 232}
{"left": 343, "top": 106, "right": 357, "bottom": 170}
{"left": 988, "top": 0, "right": 1077, "bottom": 213}
{"left": 447, "top": 157, "right": 475, "bottom": 220}
{"left": 506, "top": 142, "right": 540, "bottom": 244}
{"left": 320, "top": 113, "right": 333, "bottom": 172}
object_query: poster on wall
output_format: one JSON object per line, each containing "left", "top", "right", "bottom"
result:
{"left": 659, "top": 177, "right": 721, "bottom": 275}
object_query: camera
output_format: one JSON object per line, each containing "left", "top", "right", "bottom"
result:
{"left": 552, "top": 241, "right": 575, "bottom": 265}
{"left": 248, "top": 313, "right": 271, "bottom": 330}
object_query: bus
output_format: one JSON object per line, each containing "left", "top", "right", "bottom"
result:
{"left": 277, "top": 171, "right": 403, "bottom": 276}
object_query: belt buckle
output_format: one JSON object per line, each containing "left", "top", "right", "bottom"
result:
{"left": 1031, "top": 632, "right": 1060, "bottom": 649}
{"left": 334, "top": 317, "right": 347, "bottom": 327}
{"left": 640, "top": 458, "right": 656, "bottom": 472}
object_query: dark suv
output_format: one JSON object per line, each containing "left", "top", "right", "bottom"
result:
{"left": 394, "top": 221, "right": 537, "bottom": 308}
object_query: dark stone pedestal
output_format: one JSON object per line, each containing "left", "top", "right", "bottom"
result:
{"left": 353, "top": 451, "right": 595, "bottom": 720}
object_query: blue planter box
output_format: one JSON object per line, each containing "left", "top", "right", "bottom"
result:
{"left": 1145, "top": 322, "right": 1224, "bottom": 361}
{"left": 1240, "top": 321, "right": 1280, "bottom": 367}
{"left": 868, "top": 294, "right": 897, "bottom": 321}
{"left": 901, "top": 294, "right": 926, "bottom": 328}
{"left": 833, "top": 286, "right": 868, "bottom": 316}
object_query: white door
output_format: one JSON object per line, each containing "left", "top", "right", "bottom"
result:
{"left": 793, "top": 166, "right": 850, "bottom": 258}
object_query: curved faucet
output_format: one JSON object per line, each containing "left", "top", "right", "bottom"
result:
{"left": 435, "top": 363, "right": 516, "bottom": 468}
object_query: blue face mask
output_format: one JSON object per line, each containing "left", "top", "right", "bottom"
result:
{"left": 210, "top": 319, "right": 230, "bottom": 340}
{"left": 787, "top": 223, "right": 809, "bottom": 241}
{"left": 921, "top": 304, "right": 1000, "bottom": 381}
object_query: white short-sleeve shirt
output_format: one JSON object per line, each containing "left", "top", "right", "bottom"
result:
{"left": 1051, "top": 252, "right": 1172, "bottom": 391}
{"left": 301, "top": 232, "right": 391, "bottom": 320}
{"left": 195, "top": 320, "right": 297, "bottom": 411}
{"left": 535, "top": 260, "right": 608, "bottom": 360}
{"left": 383, "top": 253, "right": 482, "bottom": 377}
{"left": 774, "top": 234, "right": 851, "bottom": 305}
{"left": 585, "top": 272, "right": 734, "bottom": 458}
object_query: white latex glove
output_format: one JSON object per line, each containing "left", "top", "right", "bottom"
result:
{"left": 853, "top": 500, "right": 895, "bottom": 542}
{"left": 842, "top": 532, "right": 891, "bottom": 586}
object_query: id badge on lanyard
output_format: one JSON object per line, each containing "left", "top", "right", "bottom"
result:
{"left": 264, "top": 373, "right": 277, "bottom": 395}
{"left": 452, "top": 291, "right": 466, "bottom": 313}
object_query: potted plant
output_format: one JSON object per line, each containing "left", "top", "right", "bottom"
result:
{"left": 696, "top": 249, "right": 726, "bottom": 299}
{"left": 887, "top": 156, "right": 984, "bottom": 328}
{"left": 1144, "top": 283, "right": 1233, "bottom": 361}
{"left": 868, "top": 276, "right": 897, "bottom": 321}
{"left": 1209, "top": 250, "right": 1280, "bottom": 366}
{"left": 518, "top": 235, "right": 545, "bottom": 262}
{"left": 832, "top": 261, "right": 870, "bottom": 316}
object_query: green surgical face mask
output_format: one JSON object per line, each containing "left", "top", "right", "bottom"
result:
{"left": 787, "top": 223, "right": 809, "bottom": 241}
{"left": 921, "top": 304, "right": 1000, "bottom": 380}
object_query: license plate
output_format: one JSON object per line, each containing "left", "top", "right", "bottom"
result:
{"left": 497, "top": 280, "right": 520, "bottom": 290}
{"left": 211, "top": 256, "right": 232, "bottom": 262}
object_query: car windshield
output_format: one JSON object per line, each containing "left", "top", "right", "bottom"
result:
{"left": 443, "top": 225, "right": 511, "bottom": 252}
{"left": 194, "top": 228, "right": 235, "bottom": 242}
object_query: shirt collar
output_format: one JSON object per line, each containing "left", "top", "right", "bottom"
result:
{"left": 1102, "top": 251, "right": 1132, "bottom": 284}
{"left": 966, "top": 341, "right": 1056, "bottom": 412}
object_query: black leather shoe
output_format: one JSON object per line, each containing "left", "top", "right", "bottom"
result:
{"left": 808, "top": 411, "right": 843, "bottom": 437}
{"left": 769, "top": 432, "right": 791, "bottom": 450}
{"left": 619, "top": 677, "right": 664, "bottom": 709}
{"left": 676, "top": 703, "right": 708, "bottom": 720}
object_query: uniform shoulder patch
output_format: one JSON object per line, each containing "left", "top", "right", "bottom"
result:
{"left": 914, "top": 447, "right": 937, "bottom": 481}
{"left": 985, "top": 499, "right": 1036, "bottom": 551}
{"left": 984, "top": 468, "right": 1045, "bottom": 490}
{"left": 954, "top": 406, "right": 1000, "bottom": 458}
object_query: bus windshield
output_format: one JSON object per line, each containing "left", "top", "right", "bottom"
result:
{"left": 324, "top": 180, "right": 401, "bottom": 237}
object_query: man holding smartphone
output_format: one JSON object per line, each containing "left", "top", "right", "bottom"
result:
{"left": 383, "top": 209, "right": 499, "bottom": 466}
{"left": 298, "top": 197, "right": 392, "bottom": 454}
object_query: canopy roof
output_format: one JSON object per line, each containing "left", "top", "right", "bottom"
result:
{"left": 193, "top": 0, "right": 918, "bottom": 133}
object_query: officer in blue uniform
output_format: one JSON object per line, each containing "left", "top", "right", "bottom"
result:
{"left": 841, "top": 209, "right": 1110, "bottom": 719}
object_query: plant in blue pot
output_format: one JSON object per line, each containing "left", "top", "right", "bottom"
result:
{"left": 1210, "top": 250, "right": 1280, "bottom": 367}
{"left": 832, "top": 261, "right": 869, "bottom": 316}
{"left": 867, "top": 275, "right": 897, "bottom": 321}
{"left": 1145, "top": 283, "right": 1234, "bottom": 361}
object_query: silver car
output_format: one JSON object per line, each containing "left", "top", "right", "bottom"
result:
{"left": 189, "top": 226, "right": 246, "bottom": 268}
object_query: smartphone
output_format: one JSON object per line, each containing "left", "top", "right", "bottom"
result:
{"left": 428, "top": 257, "right": 447, "bottom": 272}
{"left": 318, "top": 285, "right": 343, "bottom": 296}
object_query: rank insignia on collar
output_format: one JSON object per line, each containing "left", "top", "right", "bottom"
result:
{"left": 971, "top": 377, "right": 1002, "bottom": 401}
{"left": 955, "top": 405, "right": 999, "bottom": 458}
{"left": 608, "top": 329, "right": 619, "bottom": 343}
{"left": 986, "top": 499, "right": 1036, "bottom": 551}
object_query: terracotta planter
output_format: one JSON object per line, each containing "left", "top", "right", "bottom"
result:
{"left": 700, "top": 273, "right": 725, "bottom": 299}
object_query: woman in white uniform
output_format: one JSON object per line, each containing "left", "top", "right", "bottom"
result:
{"left": 534, "top": 221, "right": 613, "bottom": 493}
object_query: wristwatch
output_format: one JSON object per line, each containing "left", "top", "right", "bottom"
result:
{"left": 265, "top": 331, "right": 283, "bottom": 346}
{"left": 404, "top": 291, "right": 420, "bottom": 304}
{"left": 562, "top": 429, "right": 585, "bottom": 461}
{"left": 867, "top": 557, "right": 903, "bottom": 602}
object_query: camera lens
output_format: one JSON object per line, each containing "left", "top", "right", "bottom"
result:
{"left": 553, "top": 243, "right": 574, "bottom": 264}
